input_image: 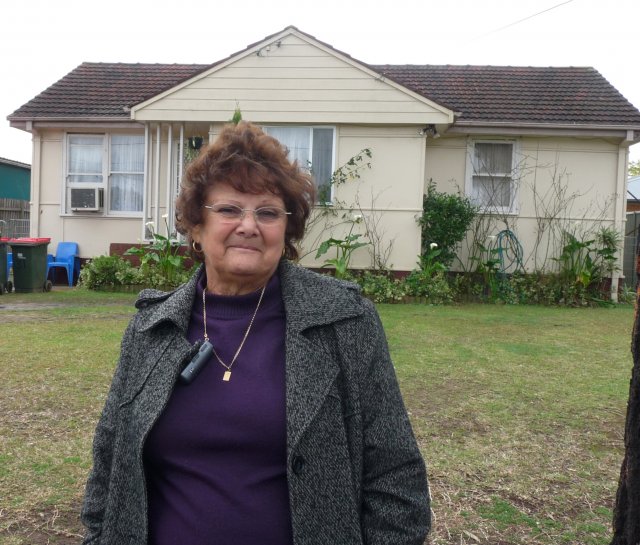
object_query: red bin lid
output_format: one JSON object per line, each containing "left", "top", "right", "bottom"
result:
{"left": 8, "top": 237, "right": 51, "bottom": 245}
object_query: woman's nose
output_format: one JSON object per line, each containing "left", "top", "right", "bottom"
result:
{"left": 235, "top": 210, "right": 259, "bottom": 234}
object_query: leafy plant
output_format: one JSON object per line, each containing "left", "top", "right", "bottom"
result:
{"left": 230, "top": 103, "right": 242, "bottom": 125}
{"left": 594, "top": 226, "right": 620, "bottom": 276}
{"left": 470, "top": 241, "right": 503, "bottom": 300}
{"left": 357, "top": 271, "right": 408, "bottom": 303}
{"left": 78, "top": 255, "right": 141, "bottom": 289}
{"left": 315, "top": 218, "right": 369, "bottom": 279}
{"left": 125, "top": 217, "right": 190, "bottom": 287}
{"left": 404, "top": 270, "right": 454, "bottom": 304}
{"left": 544, "top": 226, "right": 621, "bottom": 305}
{"left": 417, "top": 243, "right": 447, "bottom": 277}
{"left": 419, "top": 181, "right": 477, "bottom": 266}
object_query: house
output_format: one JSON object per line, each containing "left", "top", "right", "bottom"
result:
{"left": 0, "top": 157, "right": 30, "bottom": 237}
{"left": 7, "top": 26, "right": 640, "bottom": 291}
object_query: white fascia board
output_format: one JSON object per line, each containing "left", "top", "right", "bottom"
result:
{"left": 447, "top": 122, "right": 640, "bottom": 140}
{"left": 10, "top": 118, "right": 144, "bottom": 131}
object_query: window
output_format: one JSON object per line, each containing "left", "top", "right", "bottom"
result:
{"left": 263, "top": 126, "right": 335, "bottom": 202}
{"left": 110, "top": 135, "right": 144, "bottom": 212}
{"left": 66, "top": 133, "right": 144, "bottom": 214}
{"left": 467, "top": 140, "right": 517, "bottom": 213}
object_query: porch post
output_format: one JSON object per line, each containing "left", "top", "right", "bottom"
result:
{"left": 142, "top": 123, "right": 150, "bottom": 241}
{"left": 154, "top": 124, "right": 161, "bottom": 231}
{"left": 165, "top": 124, "right": 173, "bottom": 236}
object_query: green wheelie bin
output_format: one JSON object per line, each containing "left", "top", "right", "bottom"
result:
{"left": 9, "top": 238, "right": 52, "bottom": 293}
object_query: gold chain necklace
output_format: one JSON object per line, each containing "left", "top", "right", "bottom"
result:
{"left": 202, "top": 284, "right": 266, "bottom": 382}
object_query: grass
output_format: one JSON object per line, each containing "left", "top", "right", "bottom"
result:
{"left": 0, "top": 288, "right": 634, "bottom": 544}
{"left": 381, "top": 303, "right": 633, "bottom": 544}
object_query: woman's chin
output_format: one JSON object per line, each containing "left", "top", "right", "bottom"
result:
{"left": 210, "top": 256, "right": 277, "bottom": 285}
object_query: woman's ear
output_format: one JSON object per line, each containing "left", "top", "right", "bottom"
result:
{"left": 191, "top": 225, "right": 201, "bottom": 244}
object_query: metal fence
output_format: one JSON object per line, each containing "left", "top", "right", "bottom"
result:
{"left": 0, "top": 198, "right": 29, "bottom": 238}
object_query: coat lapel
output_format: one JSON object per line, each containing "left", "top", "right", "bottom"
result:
{"left": 279, "top": 261, "right": 365, "bottom": 453}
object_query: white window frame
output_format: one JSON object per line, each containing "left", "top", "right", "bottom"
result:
{"left": 465, "top": 138, "right": 520, "bottom": 215}
{"left": 63, "top": 132, "right": 145, "bottom": 217}
{"left": 262, "top": 125, "right": 336, "bottom": 203}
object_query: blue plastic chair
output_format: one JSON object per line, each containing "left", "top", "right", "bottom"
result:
{"left": 46, "top": 242, "right": 79, "bottom": 287}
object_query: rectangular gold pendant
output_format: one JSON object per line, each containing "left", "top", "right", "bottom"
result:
{"left": 222, "top": 371, "right": 231, "bottom": 382}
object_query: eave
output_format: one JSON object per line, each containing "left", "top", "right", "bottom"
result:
{"left": 9, "top": 117, "right": 143, "bottom": 132}
{"left": 447, "top": 121, "right": 640, "bottom": 142}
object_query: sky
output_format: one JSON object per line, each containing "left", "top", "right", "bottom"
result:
{"left": 1, "top": 0, "right": 639, "bottom": 165}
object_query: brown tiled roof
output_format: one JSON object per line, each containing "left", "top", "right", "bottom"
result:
{"left": 8, "top": 63, "right": 213, "bottom": 119}
{"left": 370, "top": 64, "right": 640, "bottom": 126}
{"left": 8, "top": 59, "right": 640, "bottom": 127}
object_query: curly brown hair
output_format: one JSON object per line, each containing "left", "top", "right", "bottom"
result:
{"left": 175, "top": 121, "right": 316, "bottom": 261}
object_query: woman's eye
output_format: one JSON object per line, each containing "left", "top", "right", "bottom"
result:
{"left": 217, "top": 206, "right": 241, "bottom": 217}
{"left": 256, "top": 208, "right": 280, "bottom": 221}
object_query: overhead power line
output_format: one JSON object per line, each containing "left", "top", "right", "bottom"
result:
{"left": 472, "top": 0, "right": 575, "bottom": 40}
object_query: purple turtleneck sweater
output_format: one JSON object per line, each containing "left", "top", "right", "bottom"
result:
{"left": 143, "top": 271, "right": 292, "bottom": 545}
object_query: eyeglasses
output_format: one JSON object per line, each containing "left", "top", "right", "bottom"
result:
{"left": 203, "top": 203, "right": 291, "bottom": 224}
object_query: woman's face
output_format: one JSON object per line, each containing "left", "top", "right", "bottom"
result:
{"left": 192, "top": 182, "right": 287, "bottom": 295}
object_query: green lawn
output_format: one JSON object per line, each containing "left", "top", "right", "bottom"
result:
{"left": 0, "top": 289, "right": 634, "bottom": 544}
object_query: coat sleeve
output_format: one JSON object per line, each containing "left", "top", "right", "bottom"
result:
{"left": 80, "top": 319, "right": 136, "bottom": 544}
{"left": 356, "top": 299, "right": 431, "bottom": 545}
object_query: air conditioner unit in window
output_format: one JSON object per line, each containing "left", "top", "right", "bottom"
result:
{"left": 70, "top": 188, "right": 104, "bottom": 212}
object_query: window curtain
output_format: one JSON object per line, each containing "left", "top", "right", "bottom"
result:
{"left": 472, "top": 143, "right": 513, "bottom": 208}
{"left": 68, "top": 135, "right": 103, "bottom": 184}
{"left": 473, "top": 143, "right": 512, "bottom": 175}
{"left": 264, "top": 127, "right": 311, "bottom": 170}
{"left": 110, "top": 135, "right": 144, "bottom": 212}
{"left": 264, "top": 126, "right": 334, "bottom": 202}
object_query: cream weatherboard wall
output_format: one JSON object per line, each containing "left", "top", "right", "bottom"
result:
{"left": 425, "top": 135, "right": 624, "bottom": 272}
{"left": 300, "top": 125, "right": 426, "bottom": 271}
{"left": 131, "top": 31, "right": 453, "bottom": 126}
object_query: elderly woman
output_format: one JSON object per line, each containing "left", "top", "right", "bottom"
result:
{"left": 81, "top": 121, "right": 430, "bottom": 545}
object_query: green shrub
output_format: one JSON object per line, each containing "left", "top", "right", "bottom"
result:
{"left": 404, "top": 270, "right": 454, "bottom": 304}
{"left": 357, "top": 271, "right": 408, "bottom": 303}
{"left": 78, "top": 255, "right": 141, "bottom": 290}
{"left": 419, "top": 181, "right": 477, "bottom": 266}
{"left": 135, "top": 263, "right": 196, "bottom": 289}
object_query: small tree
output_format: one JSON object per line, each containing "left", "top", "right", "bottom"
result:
{"left": 418, "top": 181, "right": 477, "bottom": 266}
{"left": 629, "top": 159, "right": 640, "bottom": 177}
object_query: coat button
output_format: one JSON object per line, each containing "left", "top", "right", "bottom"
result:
{"left": 291, "top": 455, "right": 306, "bottom": 475}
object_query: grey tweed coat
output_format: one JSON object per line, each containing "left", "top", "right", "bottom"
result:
{"left": 81, "top": 260, "right": 431, "bottom": 545}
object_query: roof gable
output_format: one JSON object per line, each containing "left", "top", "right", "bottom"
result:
{"left": 130, "top": 27, "right": 454, "bottom": 125}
